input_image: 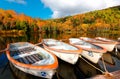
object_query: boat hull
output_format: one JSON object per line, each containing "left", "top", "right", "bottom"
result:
{"left": 10, "top": 62, "right": 55, "bottom": 78}
{"left": 81, "top": 50, "right": 103, "bottom": 63}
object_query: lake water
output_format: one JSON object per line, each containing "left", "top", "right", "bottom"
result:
{"left": 0, "top": 32, "right": 120, "bottom": 79}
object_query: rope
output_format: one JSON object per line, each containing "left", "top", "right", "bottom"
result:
{"left": 79, "top": 55, "right": 114, "bottom": 77}
{"left": 101, "top": 56, "right": 108, "bottom": 72}
{"left": 34, "top": 42, "right": 42, "bottom": 46}
{"left": 101, "top": 56, "right": 114, "bottom": 77}
{"left": 0, "top": 48, "right": 8, "bottom": 53}
{"left": 79, "top": 55, "right": 105, "bottom": 74}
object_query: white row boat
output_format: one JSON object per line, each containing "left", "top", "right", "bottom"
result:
{"left": 6, "top": 42, "right": 58, "bottom": 79}
{"left": 80, "top": 37, "right": 117, "bottom": 52}
{"left": 95, "top": 37, "right": 120, "bottom": 52}
{"left": 69, "top": 38, "right": 107, "bottom": 63}
{"left": 42, "top": 39, "right": 82, "bottom": 64}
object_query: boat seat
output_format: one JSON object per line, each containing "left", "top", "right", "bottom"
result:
{"left": 10, "top": 51, "right": 19, "bottom": 56}
{"left": 16, "top": 54, "right": 43, "bottom": 64}
{"left": 18, "top": 47, "right": 36, "bottom": 54}
{"left": 73, "top": 42, "right": 85, "bottom": 45}
{"left": 47, "top": 44, "right": 56, "bottom": 46}
{"left": 22, "top": 57, "right": 30, "bottom": 64}
{"left": 10, "top": 47, "right": 36, "bottom": 56}
{"left": 50, "top": 45, "right": 65, "bottom": 49}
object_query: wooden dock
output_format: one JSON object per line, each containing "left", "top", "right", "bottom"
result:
{"left": 89, "top": 70, "right": 120, "bottom": 79}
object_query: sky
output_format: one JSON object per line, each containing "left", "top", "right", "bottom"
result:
{"left": 0, "top": 0, "right": 120, "bottom": 19}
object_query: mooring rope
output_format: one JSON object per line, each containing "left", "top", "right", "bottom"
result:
{"left": 0, "top": 48, "right": 8, "bottom": 53}
{"left": 34, "top": 42, "right": 43, "bottom": 46}
{"left": 79, "top": 55, "right": 114, "bottom": 77}
{"left": 101, "top": 56, "right": 108, "bottom": 72}
{"left": 79, "top": 55, "right": 105, "bottom": 74}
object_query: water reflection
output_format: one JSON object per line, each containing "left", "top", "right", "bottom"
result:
{"left": 111, "top": 50, "right": 120, "bottom": 60}
{"left": 0, "top": 53, "right": 13, "bottom": 79}
{"left": 0, "top": 64, "right": 14, "bottom": 79}
{"left": 56, "top": 58, "right": 85, "bottom": 79}
{"left": 98, "top": 52, "right": 120, "bottom": 72}
{"left": 102, "top": 53, "right": 115, "bottom": 66}
{"left": 0, "top": 32, "right": 120, "bottom": 79}
{"left": 0, "top": 53, "right": 8, "bottom": 68}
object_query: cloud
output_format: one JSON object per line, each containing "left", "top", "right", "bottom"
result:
{"left": 41, "top": 0, "right": 120, "bottom": 18}
{"left": 7, "top": 0, "right": 26, "bottom": 4}
{"left": 105, "top": 0, "right": 120, "bottom": 7}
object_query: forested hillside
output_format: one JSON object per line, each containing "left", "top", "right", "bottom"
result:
{"left": 0, "top": 9, "right": 44, "bottom": 33}
{"left": 45, "top": 6, "right": 120, "bottom": 33}
{"left": 0, "top": 6, "right": 120, "bottom": 34}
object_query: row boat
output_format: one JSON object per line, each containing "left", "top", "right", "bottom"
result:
{"left": 42, "top": 39, "right": 82, "bottom": 64}
{"left": 69, "top": 38, "right": 107, "bottom": 63}
{"left": 95, "top": 37, "right": 120, "bottom": 52}
{"left": 80, "top": 37, "right": 117, "bottom": 52}
{"left": 95, "top": 37, "right": 117, "bottom": 42}
{"left": 6, "top": 42, "right": 58, "bottom": 79}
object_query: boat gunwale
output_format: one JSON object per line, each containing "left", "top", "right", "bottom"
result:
{"left": 71, "top": 43, "right": 107, "bottom": 53}
{"left": 69, "top": 38, "right": 107, "bottom": 53}
{"left": 43, "top": 42, "right": 82, "bottom": 54}
{"left": 6, "top": 42, "right": 58, "bottom": 70}
{"left": 80, "top": 37, "right": 118, "bottom": 45}
{"left": 95, "top": 37, "right": 119, "bottom": 45}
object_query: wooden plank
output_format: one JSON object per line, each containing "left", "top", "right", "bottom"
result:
{"left": 25, "top": 56, "right": 34, "bottom": 64}
{"left": 32, "top": 54, "right": 40, "bottom": 61}
{"left": 28, "top": 55, "right": 37, "bottom": 63}
{"left": 35, "top": 54, "right": 43, "bottom": 60}
{"left": 89, "top": 70, "right": 120, "bottom": 79}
